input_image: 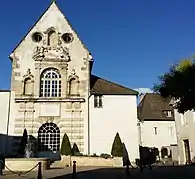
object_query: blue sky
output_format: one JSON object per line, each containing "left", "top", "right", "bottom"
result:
{"left": 0, "top": 0, "right": 195, "bottom": 91}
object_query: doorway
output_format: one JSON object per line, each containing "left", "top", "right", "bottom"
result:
{"left": 183, "top": 139, "right": 191, "bottom": 164}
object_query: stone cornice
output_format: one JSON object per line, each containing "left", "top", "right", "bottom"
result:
{"left": 15, "top": 97, "right": 85, "bottom": 103}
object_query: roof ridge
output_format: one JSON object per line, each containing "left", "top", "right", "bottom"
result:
{"left": 93, "top": 75, "right": 138, "bottom": 94}
{"left": 90, "top": 75, "right": 138, "bottom": 95}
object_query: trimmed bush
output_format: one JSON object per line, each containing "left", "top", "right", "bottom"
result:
{"left": 100, "top": 153, "right": 111, "bottom": 159}
{"left": 18, "top": 128, "right": 28, "bottom": 156}
{"left": 111, "top": 132, "right": 123, "bottom": 157}
{"left": 71, "top": 143, "right": 80, "bottom": 156}
{"left": 60, "top": 133, "right": 71, "bottom": 155}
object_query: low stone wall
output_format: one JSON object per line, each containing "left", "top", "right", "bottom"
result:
{"left": 61, "top": 156, "right": 123, "bottom": 167}
{"left": 5, "top": 158, "right": 50, "bottom": 171}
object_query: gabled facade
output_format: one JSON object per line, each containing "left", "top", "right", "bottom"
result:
{"left": 137, "top": 93, "right": 177, "bottom": 159}
{"left": 0, "top": 1, "right": 139, "bottom": 162}
{"left": 8, "top": 1, "right": 91, "bottom": 159}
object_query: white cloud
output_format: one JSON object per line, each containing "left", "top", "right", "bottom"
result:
{"left": 134, "top": 88, "right": 153, "bottom": 94}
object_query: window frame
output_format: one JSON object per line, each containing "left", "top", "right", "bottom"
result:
{"left": 94, "top": 95, "right": 103, "bottom": 108}
{"left": 40, "top": 68, "right": 61, "bottom": 98}
{"left": 154, "top": 127, "right": 158, "bottom": 135}
{"left": 38, "top": 122, "right": 60, "bottom": 152}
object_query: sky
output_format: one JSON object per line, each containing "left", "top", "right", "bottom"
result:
{"left": 1, "top": 0, "right": 195, "bottom": 92}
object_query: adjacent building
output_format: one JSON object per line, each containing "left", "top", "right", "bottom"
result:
{"left": 0, "top": 1, "right": 139, "bottom": 162}
{"left": 137, "top": 93, "right": 177, "bottom": 159}
{"left": 173, "top": 109, "right": 195, "bottom": 164}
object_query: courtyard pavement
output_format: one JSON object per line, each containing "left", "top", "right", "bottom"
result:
{"left": 2, "top": 165, "right": 195, "bottom": 179}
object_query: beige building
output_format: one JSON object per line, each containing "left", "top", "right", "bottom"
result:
{"left": 0, "top": 1, "right": 139, "bottom": 161}
{"left": 174, "top": 109, "right": 195, "bottom": 164}
{"left": 138, "top": 93, "right": 178, "bottom": 160}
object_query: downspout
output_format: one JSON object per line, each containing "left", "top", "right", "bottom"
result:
{"left": 87, "top": 64, "right": 91, "bottom": 155}
{"left": 170, "top": 99, "right": 181, "bottom": 164}
{"left": 137, "top": 120, "right": 142, "bottom": 146}
{"left": 5, "top": 91, "right": 12, "bottom": 157}
{"left": 173, "top": 109, "right": 181, "bottom": 164}
{"left": 87, "top": 54, "right": 93, "bottom": 155}
{"left": 88, "top": 94, "right": 91, "bottom": 155}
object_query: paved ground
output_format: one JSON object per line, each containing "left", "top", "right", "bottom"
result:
{"left": 2, "top": 165, "right": 195, "bottom": 179}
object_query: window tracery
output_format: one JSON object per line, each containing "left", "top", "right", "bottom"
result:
{"left": 40, "top": 68, "right": 61, "bottom": 97}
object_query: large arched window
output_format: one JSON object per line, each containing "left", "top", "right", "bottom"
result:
{"left": 40, "top": 68, "right": 61, "bottom": 97}
{"left": 38, "top": 123, "right": 60, "bottom": 152}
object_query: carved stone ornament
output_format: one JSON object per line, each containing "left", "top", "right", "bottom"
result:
{"left": 23, "top": 69, "right": 34, "bottom": 82}
{"left": 45, "top": 117, "right": 54, "bottom": 123}
{"left": 33, "top": 45, "right": 71, "bottom": 62}
{"left": 68, "top": 69, "right": 79, "bottom": 81}
{"left": 10, "top": 53, "right": 19, "bottom": 61}
{"left": 22, "top": 69, "right": 35, "bottom": 96}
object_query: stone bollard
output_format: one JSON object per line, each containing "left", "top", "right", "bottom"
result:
{"left": 0, "top": 160, "right": 3, "bottom": 176}
{"left": 72, "top": 161, "right": 77, "bottom": 179}
{"left": 37, "top": 162, "right": 42, "bottom": 179}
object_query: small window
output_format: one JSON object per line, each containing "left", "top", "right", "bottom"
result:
{"left": 94, "top": 95, "right": 103, "bottom": 108}
{"left": 32, "top": 32, "right": 42, "bottom": 43}
{"left": 62, "top": 33, "right": 73, "bottom": 43}
{"left": 154, "top": 127, "right": 158, "bottom": 135}
{"left": 166, "top": 110, "right": 172, "bottom": 117}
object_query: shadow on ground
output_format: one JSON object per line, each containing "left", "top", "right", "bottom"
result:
{"left": 51, "top": 165, "right": 195, "bottom": 179}
{"left": 51, "top": 167, "right": 130, "bottom": 179}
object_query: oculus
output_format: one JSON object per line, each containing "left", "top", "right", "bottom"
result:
{"left": 32, "top": 32, "right": 42, "bottom": 43}
{"left": 62, "top": 33, "right": 73, "bottom": 43}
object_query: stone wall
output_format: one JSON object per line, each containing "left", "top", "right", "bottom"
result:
{"left": 5, "top": 158, "right": 50, "bottom": 171}
{"left": 61, "top": 156, "right": 123, "bottom": 167}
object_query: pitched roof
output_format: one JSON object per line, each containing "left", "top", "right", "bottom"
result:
{"left": 137, "top": 93, "right": 174, "bottom": 121}
{"left": 90, "top": 75, "right": 138, "bottom": 95}
{"left": 10, "top": 1, "right": 89, "bottom": 57}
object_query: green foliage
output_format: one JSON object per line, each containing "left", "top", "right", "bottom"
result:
{"left": 175, "top": 59, "right": 193, "bottom": 72}
{"left": 111, "top": 132, "right": 124, "bottom": 157}
{"left": 71, "top": 143, "right": 80, "bottom": 156}
{"left": 91, "top": 153, "right": 99, "bottom": 157}
{"left": 153, "top": 59, "right": 195, "bottom": 113}
{"left": 100, "top": 153, "right": 111, "bottom": 159}
{"left": 18, "top": 129, "right": 28, "bottom": 156}
{"left": 60, "top": 133, "right": 71, "bottom": 155}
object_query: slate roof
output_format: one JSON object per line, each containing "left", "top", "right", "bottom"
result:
{"left": 137, "top": 93, "right": 174, "bottom": 121}
{"left": 90, "top": 75, "right": 138, "bottom": 95}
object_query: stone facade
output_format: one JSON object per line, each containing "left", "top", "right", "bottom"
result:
{"left": 8, "top": 2, "right": 92, "bottom": 157}
{"left": 1, "top": 2, "right": 139, "bottom": 162}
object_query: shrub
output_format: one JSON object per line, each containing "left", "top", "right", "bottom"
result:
{"left": 100, "top": 153, "right": 111, "bottom": 159}
{"left": 71, "top": 143, "right": 80, "bottom": 156}
{"left": 18, "top": 129, "right": 28, "bottom": 156}
{"left": 91, "top": 153, "right": 99, "bottom": 157}
{"left": 111, "top": 132, "right": 123, "bottom": 157}
{"left": 60, "top": 133, "right": 71, "bottom": 155}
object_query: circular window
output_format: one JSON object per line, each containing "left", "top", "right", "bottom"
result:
{"left": 62, "top": 33, "right": 73, "bottom": 43}
{"left": 32, "top": 32, "right": 42, "bottom": 43}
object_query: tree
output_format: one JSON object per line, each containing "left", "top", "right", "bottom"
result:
{"left": 111, "top": 132, "right": 123, "bottom": 157}
{"left": 71, "top": 143, "right": 80, "bottom": 156}
{"left": 18, "top": 128, "right": 28, "bottom": 156}
{"left": 60, "top": 133, "right": 71, "bottom": 155}
{"left": 153, "top": 59, "right": 195, "bottom": 113}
